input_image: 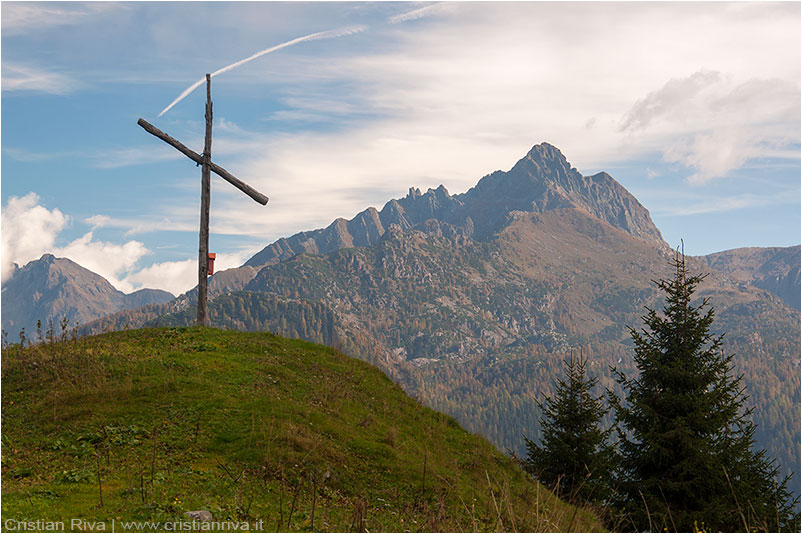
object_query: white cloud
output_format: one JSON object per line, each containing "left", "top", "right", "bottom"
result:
{"left": 388, "top": 3, "right": 450, "bottom": 25}
{"left": 89, "top": 146, "right": 184, "bottom": 169}
{"left": 1, "top": 194, "right": 150, "bottom": 292}
{"left": 646, "top": 187, "right": 800, "bottom": 217}
{"left": 1, "top": 62, "right": 81, "bottom": 94}
{"left": 52, "top": 232, "right": 149, "bottom": 293}
{"left": 124, "top": 259, "right": 196, "bottom": 296}
{"left": 622, "top": 71, "right": 800, "bottom": 183}
{"left": 85, "top": 215, "right": 111, "bottom": 229}
{"left": 663, "top": 130, "right": 753, "bottom": 186}
{"left": 1, "top": 3, "right": 119, "bottom": 35}
{"left": 67, "top": 212, "right": 198, "bottom": 237}
{"left": 214, "top": 249, "right": 259, "bottom": 272}
{"left": 123, "top": 248, "right": 259, "bottom": 295}
{"left": 1, "top": 193, "right": 68, "bottom": 281}
{"left": 620, "top": 69, "right": 724, "bottom": 131}
{"left": 2, "top": 147, "right": 62, "bottom": 162}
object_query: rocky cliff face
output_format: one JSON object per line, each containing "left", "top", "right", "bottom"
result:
{"left": 1, "top": 254, "right": 173, "bottom": 340}
{"left": 245, "top": 143, "right": 664, "bottom": 267}
{"left": 245, "top": 185, "right": 467, "bottom": 268}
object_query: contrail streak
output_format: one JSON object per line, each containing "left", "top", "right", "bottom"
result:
{"left": 388, "top": 2, "right": 446, "bottom": 24}
{"left": 158, "top": 25, "right": 366, "bottom": 117}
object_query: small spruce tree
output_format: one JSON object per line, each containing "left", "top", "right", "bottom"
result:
{"left": 524, "top": 349, "right": 615, "bottom": 505}
{"left": 610, "top": 249, "right": 799, "bottom": 532}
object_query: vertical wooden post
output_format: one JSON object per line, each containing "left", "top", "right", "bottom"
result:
{"left": 138, "top": 75, "right": 268, "bottom": 327}
{"left": 198, "top": 74, "right": 212, "bottom": 326}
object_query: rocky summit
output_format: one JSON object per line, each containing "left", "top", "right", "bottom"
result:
{"left": 452, "top": 143, "right": 665, "bottom": 243}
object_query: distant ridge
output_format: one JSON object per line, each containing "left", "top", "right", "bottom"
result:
{"left": 245, "top": 142, "right": 664, "bottom": 267}
{"left": 1, "top": 254, "right": 173, "bottom": 339}
{"left": 700, "top": 245, "right": 801, "bottom": 311}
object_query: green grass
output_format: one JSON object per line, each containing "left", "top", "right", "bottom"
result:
{"left": 1, "top": 327, "right": 602, "bottom": 532}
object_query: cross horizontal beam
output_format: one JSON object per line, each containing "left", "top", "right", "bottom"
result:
{"left": 137, "top": 118, "right": 269, "bottom": 205}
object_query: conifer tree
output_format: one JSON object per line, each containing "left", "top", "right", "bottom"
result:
{"left": 524, "top": 349, "right": 615, "bottom": 504}
{"left": 611, "top": 249, "right": 799, "bottom": 532}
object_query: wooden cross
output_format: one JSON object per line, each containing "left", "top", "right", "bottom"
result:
{"left": 137, "top": 74, "right": 269, "bottom": 326}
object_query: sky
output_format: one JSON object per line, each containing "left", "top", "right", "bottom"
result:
{"left": 2, "top": 1, "right": 800, "bottom": 296}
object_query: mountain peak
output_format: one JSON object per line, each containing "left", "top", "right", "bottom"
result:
{"left": 2, "top": 254, "right": 173, "bottom": 339}
{"left": 431, "top": 184, "right": 451, "bottom": 198}
{"left": 526, "top": 142, "right": 566, "bottom": 160}
{"left": 514, "top": 142, "right": 575, "bottom": 177}
{"left": 457, "top": 143, "right": 664, "bottom": 243}
{"left": 27, "top": 254, "right": 94, "bottom": 280}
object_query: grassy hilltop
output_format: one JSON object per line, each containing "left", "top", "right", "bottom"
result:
{"left": 1, "top": 327, "right": 601, "bottom": 532}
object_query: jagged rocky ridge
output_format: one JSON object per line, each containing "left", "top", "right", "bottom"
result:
{"left": 245, "top": 143, "right": 664, "bottom": 268}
